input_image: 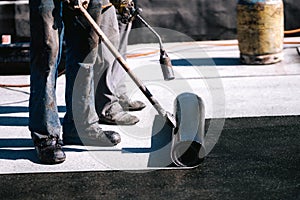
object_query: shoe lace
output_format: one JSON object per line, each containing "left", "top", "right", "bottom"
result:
{"left": 39, "top": 136, "right": 63, "bottom": 148}
{"left": 92, "top": 127, "right": 106, "bottom": 139}
{"left": 119, "top": 95, "right": 130, "bottom": 103}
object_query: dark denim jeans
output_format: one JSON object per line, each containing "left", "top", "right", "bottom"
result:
{"left": 29, "top": 0, "right": 64, "bottom": 142}
{"left": 29, "top": 0, "right": 106, "bottom": 143}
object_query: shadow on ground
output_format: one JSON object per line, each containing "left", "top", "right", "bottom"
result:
{"left": 171, "top": 57, "right": 241, "bottom": 66}
{"left": 0, "top": 106, "right": 66, "bottom": 126}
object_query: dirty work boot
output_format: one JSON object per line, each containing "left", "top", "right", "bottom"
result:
{"left": 63, "top": 121, "right": 121, "bottom": 146}
{"left": 33, "top": 135, "right": 66, "bottom": 164}
{"left": 84, "top": 127, "right": 121, "bottom": 146}
{"left": 118, "top": 94, "right": 146, "bottom": 111}
{"left": 99, "top": 102, "right": 139, "bottom": 125}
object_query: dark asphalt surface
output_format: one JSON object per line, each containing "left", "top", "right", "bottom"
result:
{"left": 0, "top": 116, "right": 299, "bottom": 200}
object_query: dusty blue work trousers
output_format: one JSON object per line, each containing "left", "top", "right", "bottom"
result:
{"left": 112, "top": 19, "right": 132, "bottom": 97}
{"left": 29, "top": 0, "right": 105, "bottom": 143}
{"left": 95, "top": 7, "right": 132, "bottom": 117}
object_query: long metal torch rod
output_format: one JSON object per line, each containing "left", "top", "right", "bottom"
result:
{"left": 136, "top": 14, "right": 163, "bottom": 50}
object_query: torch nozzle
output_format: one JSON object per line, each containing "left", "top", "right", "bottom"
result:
{"left": 160, "top": 50, "right": 175, "bottom": 81}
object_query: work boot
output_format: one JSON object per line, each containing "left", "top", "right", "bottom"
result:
{"left": 33, "top": 135, "right": 66, "bottom": 164}
{"left": 118, "top": 94, "right": 146, "bottom": 111}
{"left": 99, "top": 102, "right": 139, "bottom": 125}
{"left": 63, "top": 122, "right": 121, "bottom": 146}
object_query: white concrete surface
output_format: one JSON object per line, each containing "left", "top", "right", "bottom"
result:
{"left": 0, "top": 38, "right": 299, "bottom": 174}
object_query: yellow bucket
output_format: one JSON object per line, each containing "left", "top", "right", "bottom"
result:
{"left": 237, "top": 0, "right": 284, "bottom": 64}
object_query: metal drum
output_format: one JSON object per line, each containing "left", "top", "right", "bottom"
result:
{"left": 237, "top": 0, "right": 284, "bottom": 64}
